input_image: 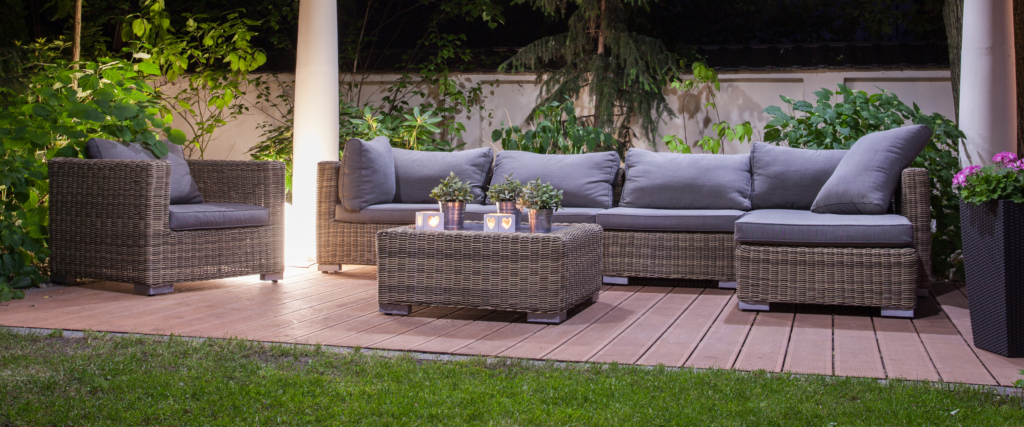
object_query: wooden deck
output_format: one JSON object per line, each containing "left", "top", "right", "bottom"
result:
{"left": 2, "top": 266, "right": 1022, "bottom": 386}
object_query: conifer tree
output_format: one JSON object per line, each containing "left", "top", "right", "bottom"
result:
{"left": 500, "top": 0, "right": 679, "bottom": 153}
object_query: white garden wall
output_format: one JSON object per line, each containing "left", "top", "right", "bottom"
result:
{"left": 187, "top": 68, "right": 955, "bottom": 160}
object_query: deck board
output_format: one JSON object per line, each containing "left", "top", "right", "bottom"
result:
{"left": 0, "top": 266, "right": 1013, "bottom": 386}
{"left": 733, "top": 309, "right": 795, "bottom": 373}
{"left": 685, "top": 294, "right": 757, "bottom": 369}
{"left": 782, "top": 306, "right": 833, "bottom": 376}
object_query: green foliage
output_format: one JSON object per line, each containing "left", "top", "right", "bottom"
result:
{"left": 124, "top": 0, "right": 267, "bottom": 158}
{"left": 491, "top": 100, "right": 617, "bottom": 155}
{"left": 519, "top": 178, "right": 563, "bottom": 211}
{"left": 430, "top": 172, "right": 474, "bottom": 203}
{"left": 0, "top": 59, "right": 180, "bottom": 301}
{"left": 486, "top": 174, "right": 523, "bottom": 203}
{"left": 664, "top": 63, "right": 753, "bottom": 154}
{"left": 500, "top": 0, "right": 679, "bottom": 153}
{"left": 762, "top": 84, "right": 965, "bottom": 280}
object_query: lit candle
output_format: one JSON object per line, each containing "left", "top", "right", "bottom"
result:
{"left": 483, "top": 213, "right": 516, "bottom": 233}
{"left": 416, "top": 211, "right": 445, "bottom": 231}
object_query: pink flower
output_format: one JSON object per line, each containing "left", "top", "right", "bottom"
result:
{"left": 994, "top": 151, "right": 1018, "bottom": 166}
{"left": 953, "top": 165, "right": 981, "bottom": 186}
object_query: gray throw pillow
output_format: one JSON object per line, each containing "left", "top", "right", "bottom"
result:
{"left": 85, "top": 138, "right": 203, "bottom": 204}
{"left": 392, "top": 147, "right": 494, "bottom": 204}
{"left": 619, "top": 149, "right": 751, "bottom": 210}
{"left": 339, "top": 137, "right": 396, "bottom": 211}
{"left": 811, "top": 125, "right": 932, "bottom": 215}
{"left": 750, "top": 142, "right": 848, "bottom": 210}
{"left": 490, "top": 151, "right": 620, "bottom": 208}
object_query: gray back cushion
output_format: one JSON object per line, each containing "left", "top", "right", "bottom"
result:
{"left": 811, "top": 125, "right": 932, "bottom": 215}
{"left": 339, "top": 137, "right": 396, "bottom": 211}
{"left": 490, "top": 151, "right": 620, "bottom": 208}
{"left": 392, "top": 147, "right": 493, "bottom": 204}
{"left": 85, "top": 138, "right": 203, "bottom": 204}
{"left": 620, "top": 149, "right": 751, "bottom": 210}
{"left": 750, "top": 142, "right": 848, "bottom": 210}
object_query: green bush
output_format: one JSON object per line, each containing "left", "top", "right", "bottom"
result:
{"left": 763, "top": 84, "right": 964, "bottom": 280}
{"left": 491, "top": 100, "right": 617, "bottom": 155}
{"left": 0, "top": 58, "right": 184, "bottom": 301}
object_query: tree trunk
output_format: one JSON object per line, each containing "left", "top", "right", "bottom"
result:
{"left": 1015, "top": 0, "right": 1024, "bottom": 155}
{"left": 596, "top": 0, "right": 606, "bottom": 55}
{"left": 71, "top": 0, "right": 82, "bottom": 62}
{"left": 943, "top": 0, "right": 963, "bottom": 122}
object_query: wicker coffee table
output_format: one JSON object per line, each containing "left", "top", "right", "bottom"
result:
{"left": 375, "top": 222, "right": 603, "bottom": 324}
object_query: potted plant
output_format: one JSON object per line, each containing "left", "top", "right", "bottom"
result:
{"left": 518, "top": 178, "right": 563, "bottom": 233}
{"left": 430, "top": 172, "right": 474, "bottom": 230}
{"left": 954, "top": 151, "right": 1024, "bottom": 357}
{"left": 486, "top": 173, "right": 524, "bottom": 230}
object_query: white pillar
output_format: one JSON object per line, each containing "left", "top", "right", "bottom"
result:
{"left": 959, "top": 0, "right": 1017, "bottom": 166}
{"left": 291, "top": 0, "right": 339, "bottom": 262}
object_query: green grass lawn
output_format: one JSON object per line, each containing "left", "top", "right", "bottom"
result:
{"left": 0, "top": 328, "right": 1021, "bottom": 426}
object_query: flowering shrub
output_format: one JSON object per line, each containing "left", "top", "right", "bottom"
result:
{"left": 954, "top": 152, "right": 1024, "bottom": 204}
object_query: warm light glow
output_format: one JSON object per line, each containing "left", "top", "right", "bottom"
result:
{"left": 429, "top": 215, "right": 440, "bottom": 228}
{"left": 416, "top": 211, "right": 444, "bottom": 231}
{"left": 484, "top": 213, "right": 515, "bottom": 233}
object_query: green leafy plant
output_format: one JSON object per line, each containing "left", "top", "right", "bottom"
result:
{"left": 518, "top": 178, "right": 563, "bottom": 211}
{"left": 954, "top": 152, "right": 1024, "bottom": 204}
{"left": 486, "top": 174, "right": 523, "bottom": 203}
{"left": 664, "top": 62, "right": 754, "bottom": 154}
{"left": 491, "top": 100, "right": 617, "bottom": 155}
{"left": 429, "top": 172, "right": 474, "bottom": 203}
{"left": 0, "top": 58, "right": 183, "bottom": 301}
{"left": 762, "top": 84, "right": 964, "bottom": 280}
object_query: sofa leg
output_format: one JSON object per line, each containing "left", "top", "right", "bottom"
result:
{"left": 585, "top": 291, "right": 599, "bottom": 304}
{"left": 718, "top": 281, "right": 737, "bottom": 289}
{"left": 319, "top": 264, "right": 342, "bottom": 273}
{"left": 260, "top": 272, "right": 284, "bottom": 283}
{"left": 881, "top": 308, "right": 914, "bottom": 318}
{"left": 379, "top": 304, "right": 411, "bottom": 315}
{"left": 738, "top": 301, "right": 770, "bottom": 312}
{"left": 527, "top": 311, "right": 568, "bottom": 324}
{"left": 603, "top": 276, "right": 628, "bottom": 285}
{"left": 49, "top": 275, "right": 76, "bottom": 285}
{"left": 134, "top": 284, "right": 174, "bottom": 296}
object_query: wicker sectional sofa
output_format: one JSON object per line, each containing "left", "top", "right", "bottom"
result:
{"left": 319, "top": 126, "right": 933, "bottom": 316}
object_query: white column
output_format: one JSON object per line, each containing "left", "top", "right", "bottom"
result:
{"left": 959, "top": 0, "right": 1017, "bottom": 166}
{"left": 290, "top": 0, "right": 339, "bottom": 262}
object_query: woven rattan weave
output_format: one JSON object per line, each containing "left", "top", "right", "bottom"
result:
{"left": 49, "top": 158, "right": 286, "bottom": 291}
{"left": 376, "top": 223, "right": 603, "bottom": 315}
{"left": 603, "top": 231, "right": 734, "bottom": 281}
{"left": 735, "top": 168, "right": 931, "bottom": 310}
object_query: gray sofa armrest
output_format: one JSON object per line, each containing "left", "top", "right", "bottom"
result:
{"left": 899, "top": 167, "right": 932, "bottom": 287}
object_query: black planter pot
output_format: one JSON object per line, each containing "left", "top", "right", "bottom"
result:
{"left": 960, "top": 200, "right": 1024, "bottom": 358}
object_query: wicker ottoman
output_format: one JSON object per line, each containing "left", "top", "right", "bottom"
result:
{"left": 375, "top": 222, "right": 603, "bottom": 324}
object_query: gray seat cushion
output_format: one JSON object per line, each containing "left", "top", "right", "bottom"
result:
{"left": 811, "top": 125, "right": 932, "bottom": 214}
{"left": 552, "top": 207, "right": 604, "bottom": 224}
{"left": 596, "top": 207, "right": 745, "bottom": 232}
{"left": 620, "top": 149, "right": 751, "bottom": 210}
{"left": 734, "top": 209, "right": 913, "bottom": 247}
{"left": 86, "top": 138, "right": 203, "bottom": 204}
{"left": 392, "top": 147, "right": 493, "bottom": 204}
{"left": 490, "top": 151, "right": 620, "bottom": 208}
{"left": 336, "top": 203, "right": 439, "bottom": 224}
{"left": 340, "top": 137, "right": 395, "bottom": 211}
{"left": 168, "top": 203, "right": 269, "bottom": 231}
{"left": 750, "top": 142, "right": 848, "bottom": 210}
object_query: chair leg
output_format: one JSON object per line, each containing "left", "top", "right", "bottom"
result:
{"left": 585, "top": 291, "right": 599, "bottom": 303}
{"left": 603, "top": 276, "right": 628, "bottom": 285}
{"left": 718, "top": 281, "right": 737, "bottom": 289}
{"left": 260, "top": 272, "right": 284, "bottom": 283}
{"left": 134, "top": 284, "right": 174, "bottom": 296}
{"left": 379, "top": 304, "right": 411, "bottom": 315}
{"left": 319, "top": 264, "right": 342, "bottom": 274}
{"left": 49, "top": 275, "right": 76, "bottom": 285}
{"left": 881, "top": 308, "right": 914, "bottom": 318}
{"left": 527, "top": 311, "right": 568, "bottom": 324}
{"left": 738, "top": 301, "right": 770, "bottom": 311}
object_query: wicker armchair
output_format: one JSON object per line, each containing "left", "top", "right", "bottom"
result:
{"left": 735, "top": 168, "right": 932, "bottom": 317}
{"left": 48, "top": 158, "right": 286, "bottom": 295}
